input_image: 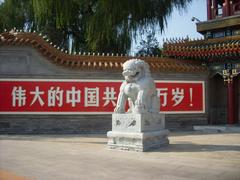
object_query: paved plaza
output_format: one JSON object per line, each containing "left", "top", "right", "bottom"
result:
{"left": 0, "top": 131, "right": 240, "bottom": 180}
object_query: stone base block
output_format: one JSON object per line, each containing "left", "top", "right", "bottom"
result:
{"left": 112, "top": 113, "right": 165, "bottom": 133}
{"left": 107, "top": 130, "right": 169, "bottom": 152}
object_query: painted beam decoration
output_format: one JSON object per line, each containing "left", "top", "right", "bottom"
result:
{"left": 0, "top": 79, "right": 205, "bottom": 114}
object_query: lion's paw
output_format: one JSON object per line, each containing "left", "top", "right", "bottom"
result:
{"left": 114, "top": 106, "right": 125, "bottom": 114}
{"left": 133, "top": 105, "right": 147, "bottom": 114}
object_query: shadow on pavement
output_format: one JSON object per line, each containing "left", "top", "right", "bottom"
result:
{"left": 0, "top": 134, "right": 107, "bottom": 141}
{"left": 153, "top": 143, "right": 240, "bottom": 152}
{"left": 169, "top": 131, "right": 240, "bottom": 137}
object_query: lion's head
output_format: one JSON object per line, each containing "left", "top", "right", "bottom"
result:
{"left": 122, "top": 59, "right": 150, "bottom": 83}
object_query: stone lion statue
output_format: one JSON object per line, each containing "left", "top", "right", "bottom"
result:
{"left": 114, "top": 59, "right": 160, "bottom": 114}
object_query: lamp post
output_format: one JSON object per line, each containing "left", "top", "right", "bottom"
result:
{"left": 222, "top": 63, "right": 239, "bottom": 124}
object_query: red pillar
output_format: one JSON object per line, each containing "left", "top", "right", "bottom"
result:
{"left": 207, "top": 0, "right": 212, "bottom": 20}
{"left": 227, "top": 81, "right": 234, "bottom": 124}
{"left": 212, "top": 0, "right": 217, "bottom": 19}
{"left": 224, "top": 0, "right": 230, "bottom": 16}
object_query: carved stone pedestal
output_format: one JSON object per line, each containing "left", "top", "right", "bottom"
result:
{"left": 107, "top": 113, "right": 169, "bottom": 152}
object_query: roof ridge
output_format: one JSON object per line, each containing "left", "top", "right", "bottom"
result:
{"left": 0, "top": 30, "right": 206, "bottom": 72}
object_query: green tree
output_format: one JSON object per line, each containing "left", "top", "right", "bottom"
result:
{"left": 0, "top": 0, "right": 192, "bottom": 54}
{"left": 0, "top": 0, "right": 32, "bottom": 31}
{"left": 137, "top": 31, "right": 162, "bottom": 56}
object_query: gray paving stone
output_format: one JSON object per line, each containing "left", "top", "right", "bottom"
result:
{"left": 0, "top": 132, "right": 240, "bottom": 180}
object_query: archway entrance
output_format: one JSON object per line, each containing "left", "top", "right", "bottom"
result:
{"left": 234, "top": 75, "right": 240, "bottom": 124}
{"left": 209, "top": 74, "right": 227, "bottom": 124}
{"left": 209, "top": 74, "right": 240, "bottom": 125}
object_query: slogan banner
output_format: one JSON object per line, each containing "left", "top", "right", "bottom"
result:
{"left": 0, "top": 79, "right": 205, "bottom": 114}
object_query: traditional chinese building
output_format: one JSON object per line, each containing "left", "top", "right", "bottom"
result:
{"left": 163, "top": 0, "right": 240, "bottom": 125}
{"left": 0, "top": 0, "right": 239, "bottom": 134}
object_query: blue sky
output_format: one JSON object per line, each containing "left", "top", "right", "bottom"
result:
{"left": 132, "top": 0, "right": 207, "bottom": 54}
{"left": 159, "top": 0, "right": 207, "bottom": 41}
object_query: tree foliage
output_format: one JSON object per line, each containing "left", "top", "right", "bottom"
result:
{"left": 137, "top": 32, "right": 162, "bottom": 56}
{"left": 0, "top": 0, "right": 32, "bottom": 30}
{"left": 0, "top": 0, "right": 192, "bottom": 54}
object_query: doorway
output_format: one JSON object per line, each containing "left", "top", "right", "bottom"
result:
{"left": 234, "top": 75, "right": 240, "bottom": 124}
{"left": 209, "top": 74, "right": 227, "bottom": 124}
